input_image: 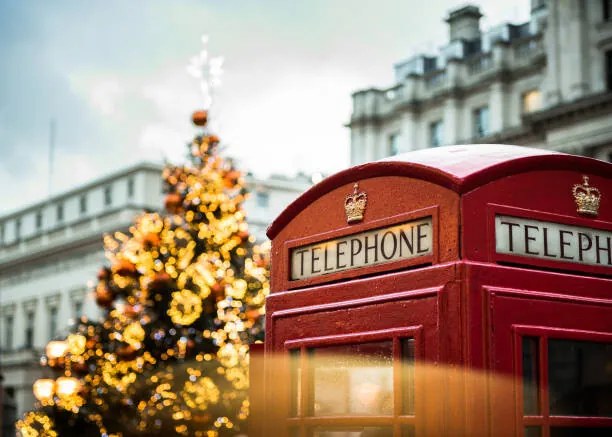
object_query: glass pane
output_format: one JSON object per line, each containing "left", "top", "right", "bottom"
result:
{"left": 311, "top": 428, "right": 393, "bottom": 437}
{"left": 550, "top": 427, "right": 612, "bottom": 437}
{"left": 522, "top": 337, "right": 540, "bottom": 415}
{"left": 401, "top": 424, "right": 415, "bottom": 437}
{"left": 525, "top": 426, "right": 541, "bottom": 437}
{"left": 401, "top": 338, "right": 416, "bottom": 415}
{"left": 311, "top": 341, "right": 393, "bottom": 416}
{"left": 290, "top": 349, "right": 302, "bottom": 416}
{"left": 548, "top": 339, "right": 612, "bottom": 417}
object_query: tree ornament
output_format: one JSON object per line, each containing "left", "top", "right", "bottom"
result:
{"left": 192, "top": 110, "right": 208, "bottom": 126}
{"left": 148, "top": 272, "right": 172, "bottom": 294}
{"left": 97, "top": 267, "right": 110, "bottom": 281}
{"left": 167, "top": 289, "right": 203, "bottom": 325}
{"left": 113, "top": 259, "right": 138, "bottom": 277}
{"left": 140, "top": 232, "right": 161, "bottom": 248}
{"left": 95, "top": 283, "right": 114, "bottom": 307}
{"left": 116, "top": 344, "right": 137, "bottom": 360}
{"left": 164, "top": 192, "right": 183, "bottom": 214}
{"left": 123, "top": 322, "right": 146, "bottom": 348}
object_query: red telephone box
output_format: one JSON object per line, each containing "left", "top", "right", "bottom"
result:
{"left": 258, "top": 144, "right": 611, "bottom": 437}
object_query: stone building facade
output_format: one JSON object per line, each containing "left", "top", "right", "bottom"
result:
{"left": 349, "top": 0, "right": 612, "bottom": 164}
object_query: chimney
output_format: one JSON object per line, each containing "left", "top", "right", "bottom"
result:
{"left": 446, "top": 4, "right": 483, "bottom": 41}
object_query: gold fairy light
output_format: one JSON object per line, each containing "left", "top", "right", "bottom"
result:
{"left": 67, "top": 334, "right": 87, "bottom": 356}
{"left": 167, "top": 289, "right": 202, "bottom": 325}
{"left": 182, "top": 377, "right": 220, "bottom": 411}
{"left": 123, "top": 322, "right": 146, "bottom": 349}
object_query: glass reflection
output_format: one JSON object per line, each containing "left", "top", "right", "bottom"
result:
{"left": 548, "top": 339, "right": 612, "bottom": 417}
{"left": 401, "top": 338, "right": 415, "bottom": 415}
{"left": 522, "top": 337, "right": 540, "bottom": 415}
{"left": 311, "top": 341, "right": 393, "bottom": 416}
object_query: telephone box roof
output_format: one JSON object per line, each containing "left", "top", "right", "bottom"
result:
{"left": 267, "top": 144, "right": 610, "bottom": 239}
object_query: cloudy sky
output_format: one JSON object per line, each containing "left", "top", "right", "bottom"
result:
{"left": 0, "top": 0, "right": 529, "bottom": 213}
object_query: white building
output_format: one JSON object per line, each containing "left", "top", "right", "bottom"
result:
{"left": 0, "top": 162, "right": 311, "bottom": 424}
{"left": 349, "top": 0, "right": 612, "bottom": 164}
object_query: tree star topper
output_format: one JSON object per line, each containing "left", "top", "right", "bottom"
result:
{"left": 186, "top": 35, "right": 224, "bottom": 110}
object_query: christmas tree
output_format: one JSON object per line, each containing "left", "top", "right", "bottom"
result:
{"left": 16, "top": 109, "right": 270, "bottom": 437}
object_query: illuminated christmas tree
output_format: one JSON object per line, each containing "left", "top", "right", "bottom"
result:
{"left": 16, "top": 109, "right": 270, "bottom": 437}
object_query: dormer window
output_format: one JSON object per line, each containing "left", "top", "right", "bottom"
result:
{"left": 104, "top": 186, "right": 112, "bottom": 206}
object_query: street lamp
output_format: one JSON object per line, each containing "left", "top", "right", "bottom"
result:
{"left": 55, "top": 377, "right": 80, "bottom": 398}
{"left": 46, "top": 340, "right": 68, "bottom": 359}
{"left": 33, "top": 379, "right": 55, "bottom": 404}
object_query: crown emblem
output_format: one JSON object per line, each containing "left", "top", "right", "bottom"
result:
{"left": 572, "top": 176, "right": 601, "bottom": 217}
{"left": 345, "top": 183, "right": 367, "bottom": 224}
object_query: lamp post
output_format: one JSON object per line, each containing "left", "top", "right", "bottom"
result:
{"left": 32, "top": 379, "right": 55, "bottom": 405}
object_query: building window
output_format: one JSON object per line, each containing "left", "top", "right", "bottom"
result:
{"left": 522, "top": 90, "right": 542, "bottom": 113}
{"left": 35, "top": 210, "right": 43, "bottom": 230}
{"left": 4, "top": 315, "right": 13, "bottom": 350}
{"left": 25, "top": 310, "right": 35, "bottom": 348}
{"left": 388, "top": 133, "right": 400, "bottom": 155}
{"left": 49, "top": 306, "right": 58, "bottom": 339}
{"left": 604, "top": 0, "right": 612, "bottom": 21}
{"left": 256, "top": 192, "right": 270, "bottom": 208}
{"left": 473, "top": 106, "right": 490, "bottom": 138}
{"left": 104, "top": 186, "right": 112, "bottom": 206}
{"left": 79, "top": 195, "right": 87, "bottom": 214}
{"left": 127, "top": 178, "right": 134, "bottom": 198}
{"left": 15, "top": 218, "right": 21, "bottom": 240}
{"left": 606, "top": 50, "right": 612, "bottom": 91}
{"left": 57, "top": 204, "right": 64, "bottom": 222}
{"left": 74, "top": 300, "right": 83, "bottom": 318}
{"left": 0, "top": 223, "right": 4, "bottom": 244}
{"left": 429, "top": 120, "right": 444, "bottom": 147}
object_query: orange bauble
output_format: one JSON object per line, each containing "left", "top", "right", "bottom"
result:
{"left": 246, "top": 308, "right": 261, "bottom": 322}
{"left": 192, "top": 413, "right": 211, "bottom": 424}
{"left": 123, "top": 304, "right": 140, "bottom": 319}
{"left": 141, "top": 232, "right": 161, "bottom": 248}
{"left": 116, "top": 345, "right": 137, "bottom": 360}
{"left": 207, "top": 134, "right": 220, "bottom": 144}
{"left": 224, "top": 170, "right": 241, "bottom": 188}
{"left": 113, "top": 259, "right": 137, "bottom": 277}
{"left": 164, "top": 192, "right": 183, "bottom": 214}
{"left": 148, "top": 272, "right": 172, "bottom": 294}
{"left": 72, "top": 360, "right": 89, "bottom": 375}
{"left": 97, "top": 267, "right": 110, "bottom": 281}
{"left": 95, "top": 284, "right": 114, "bottom": 308}
{"left": 192, "top": 110, "right": 208, "bottom": 126}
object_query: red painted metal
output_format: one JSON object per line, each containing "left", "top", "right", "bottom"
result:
{"left": 260, "top": 145, "right": 612, "bottom": 437}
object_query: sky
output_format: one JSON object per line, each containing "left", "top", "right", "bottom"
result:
{"left": 0, "top": 0, "right": 530, "bottom": 214}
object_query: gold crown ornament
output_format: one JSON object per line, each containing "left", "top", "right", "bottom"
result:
{"left": 572, "top": 176, "right": 601, "bottom": 217}
{"left": 345, "top": 183, "right": 367, "bottom": 224}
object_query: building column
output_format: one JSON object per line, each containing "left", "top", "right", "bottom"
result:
{"left": 489, "top": 82, "right": 506, "bottom": 134}
{"left": 400, "top": 111, "right": 417, "bottom": 152}
{"left": 444, "top": 97, "right": 460, "bottom": 144}
{"left": 362, "top": 125, "right": 379, "bottom": 163}
{"left": 542, "top": 0, "right": 561, "bottom": 106}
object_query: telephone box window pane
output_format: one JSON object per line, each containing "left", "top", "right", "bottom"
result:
{"left": 290, "top": 349, "right": 301, "bottom": 416}
{"left": 548, "top": 339, "right": 612, "bottom": 417}
{"left": 401, "top": 338, "right": 416, "bottom": 415}
{"left": 311, "top": 341, "right": 393, "bottom": 416}
{"left": 401, "top": 425, "right": 415, "bottom": 437}
{"left": 550, "top": 427, "right": 612, "bottom": 437}
{"left": 525, "top": 426, "right": 541, "bottom": 437}
{"left": 311, "top": 428, "right": 392, "bottom": 437}
{"left": 522, "top": 336, "right": 540, "bottom": 415}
